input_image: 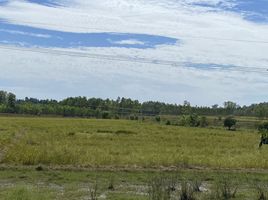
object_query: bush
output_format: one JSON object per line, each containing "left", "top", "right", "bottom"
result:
{"left": 101, "top": 111, "right": 111, "bottom": 119}
{"left": 166, "top": 120, "right": 171, "bottom": 126}
{"left": 155, "top": 116, "right": 161, "bottom": 122}
{"left": 224, "top": 117, "right": 237, "bottom": 130}
{"left": 179, "top": 114, "right": 208, "bottom": 127}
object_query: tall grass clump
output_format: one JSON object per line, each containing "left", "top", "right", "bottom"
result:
{"left": 208, "top": 177, "right": 238, "bottom": 200}
{"left": 179, "top": 181, "right": 196, "bottom": 200}
{"left": 148, "top": 176, "right": 176, "bottom": 200}
{"left": 89, "top": 180, "right": 98, "bottom": 200}
{"left": 256, "top": 184, "right": 268, "bottom": 200}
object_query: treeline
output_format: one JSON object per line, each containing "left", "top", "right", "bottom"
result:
{"left": 0, "top": 90, "right": 268, "bottom": 118}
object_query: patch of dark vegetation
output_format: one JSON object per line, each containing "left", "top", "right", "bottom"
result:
{"left": 166, "top": 120, "right": 171, "bottom": 126}
{"left": 179, "top": 181, "right": 196, "bottom": 200}
{"left": 97, "top": 129, "right": 114, "bottom": 134}
{"left": 67, "top": 131, "right": 76, "bottom": 136}
{"left": 179, "top": 114, "right": 209, "bottom": 128}
{"left": 35, "top": 165, "right": 44, "bottom": 171}
{"left": 108, "top": 176, "right": 115, "bottom": 191}
{"left": 96, "top": 129, "right": 137, "bottom": 135}
{"left": 115, "top": 130, "right": 137, "bottom": 135}
{"left": 129, "top": 115, "right": 139, "bottom": 120}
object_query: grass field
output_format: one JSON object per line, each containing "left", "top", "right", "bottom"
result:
{"left": 1, "top": 116, "right": 268, "bottom": 199}
{"left": 0, "top": 116, "right": 266, "bottom": 169}
{"left": 1, "top": 169, "right": 268, "bottom": 200}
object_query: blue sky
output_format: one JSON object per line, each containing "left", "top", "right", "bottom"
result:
{"left": 193, "top": 0, "right": 268, "bottom": 23}
{"left": 0, "top": 0, "right": 268, "bottom": 106}
{"left": 0, "top": 21, "right": 178, "bottom": 49}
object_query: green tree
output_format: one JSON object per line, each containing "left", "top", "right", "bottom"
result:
{"left": 0, "top": 91, "right": 7, "bottom": 105}
{"left": 224, "top": 117, "right": 237, "bottom": 130}
{"left": 7, "top": 93, "right": 16, "bottom": 110}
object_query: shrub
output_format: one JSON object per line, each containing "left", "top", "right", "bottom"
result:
{"left": 155, "top": 116, "right": 161, "bottom": 122}
{"left": 179, "top": 115, "right": 198, "bottom": 127}
{"left": 101, "top": 111, "right": 111, "bottom": 119}
{"left": 224, "top": 117, "right": 237, "bottom": 130}
{"left": 114, "top": 115, "right": 120, "bottom": 119}
{"left": 166, "top": 120, "right": 171, "bottom": 126}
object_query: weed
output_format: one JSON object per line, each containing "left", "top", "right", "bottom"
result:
{"left": 148, "top": 176, "right": 174, "bottom": 200}
{"left": 256, "top": 184, "right": 268, "bottom": 200}
{"left": 179, "top": 181, "right": 196, "bottom": 200}
{"left": 90, "top": 180, "right": 98, "bottom": 200}
{"left": 209, "top": 178, "right": 238, "bottom": 200}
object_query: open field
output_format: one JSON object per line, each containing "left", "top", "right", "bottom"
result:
{"left": 0, "top": 116, "right": 267, "bottom": 169}
{"left": 1, "top": 116, "right": 268, "bottom": 199}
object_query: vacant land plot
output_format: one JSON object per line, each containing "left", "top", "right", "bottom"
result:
{"left": 0, "top": 116, "right": 266, "bottom": 169}
{"left": 1, "top": 116, "right": 268, "bottom": 199}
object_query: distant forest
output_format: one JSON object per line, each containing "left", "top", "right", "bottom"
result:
{"left": 0, "top": 90, "right": 268, "bottom": 118}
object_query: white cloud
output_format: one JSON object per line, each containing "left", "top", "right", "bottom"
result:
{"left": 109, "top": 39, "right": 145, "bottom": 45}
{"left": 0, "top": 28, "right": 51, "bottom": 38}
{"left": 0, "top": 0, "right": 268, "bottom": 105}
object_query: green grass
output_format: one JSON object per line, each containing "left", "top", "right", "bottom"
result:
{"left": 0, "top": 169, "right": 268, "bottom": 200}
{"left": 0, "top": 116, "right": 267, "bottom": 169}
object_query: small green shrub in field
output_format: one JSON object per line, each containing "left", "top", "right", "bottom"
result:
{"left": 179, "top": 114, "right": 208, "bottom": 127}
{"left": 224, "top": 117, "right": 237, "bottom": 131}
{"left": 166, "top": 120, "right": 171, "bottom": 126}
{"left": 155, "top": 116, "right": 161, "bottom": 123}
{"left": 101, "top": 111, "right": 111, "bottom": 119}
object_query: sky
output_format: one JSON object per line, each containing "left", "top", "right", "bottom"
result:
{"left": 0, "top": 0, "right": 268, "bottom": 106}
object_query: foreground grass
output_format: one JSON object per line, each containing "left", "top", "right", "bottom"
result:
{"left": 0, "top": 168, "right": 268, "bottom": 200}
{"left": 0, "top": 116, "right": 266, "bottom": 169}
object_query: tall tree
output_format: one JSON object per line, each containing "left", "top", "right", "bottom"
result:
{"left": 7, "top": 93, "right": 16, "bottom": 109}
